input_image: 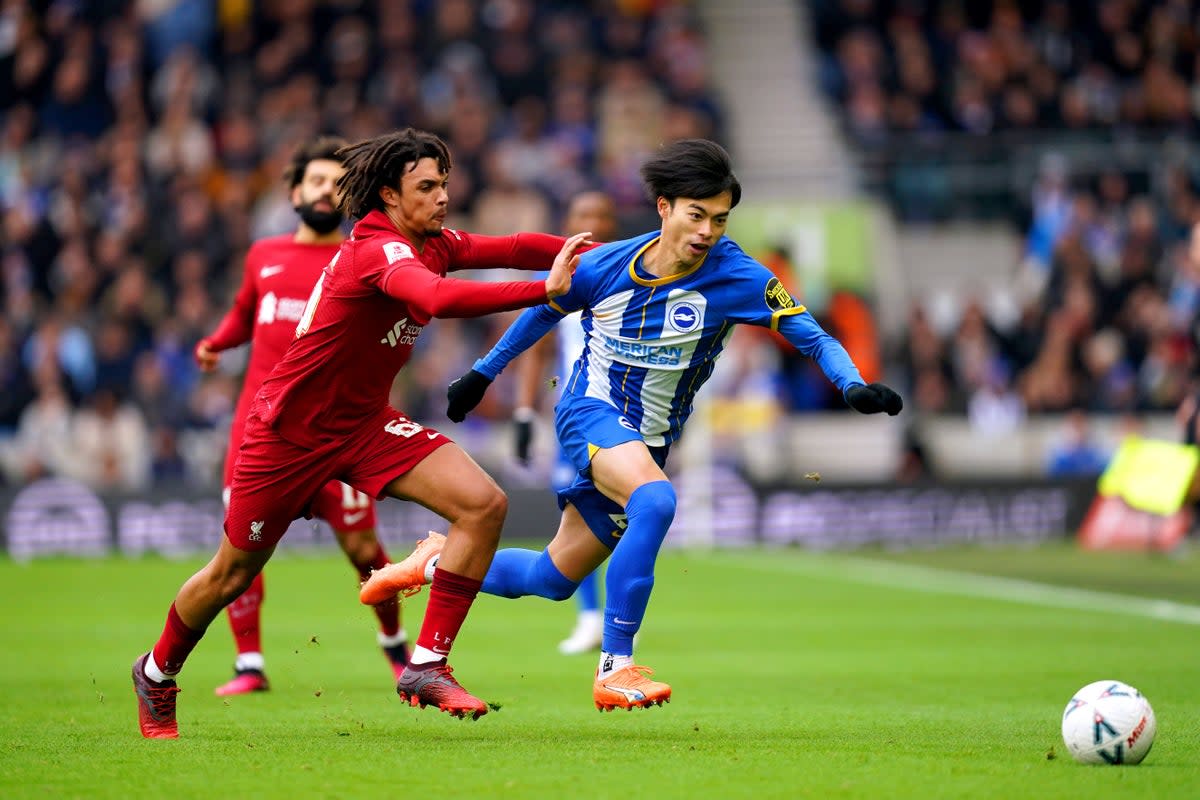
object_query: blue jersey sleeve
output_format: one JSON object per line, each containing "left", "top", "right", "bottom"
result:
{"left": 718, "top": 247, "right": 809, "bottom": 330}
{"left": 473, "top": 255, "right": 602, "bottom": 378}
{"left": 776, "top": 312, "right": 865, "bottom": 397}
{"left": 473, "top": 304, "right": 564, "bottom": 379}
{"left": 721, "top": 245, "right": 865, "bottom": 397}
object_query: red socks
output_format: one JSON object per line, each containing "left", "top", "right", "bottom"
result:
{"left": 415, "top": 568, "right": 482, "bottom": 657}
{"left": 152, "top": 603, "right": 206, "bottom": 675}
{"left": 357, "top": 547, "right": 400, "bottom": 637}
{"left": 225, "top": 572, "right": 265, "bottom": 655}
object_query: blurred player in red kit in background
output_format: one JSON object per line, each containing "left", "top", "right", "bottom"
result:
{"left": 194, "top": 136, "right": 411, "bottom": 697}
{"left": 133, "top": 128, "right": 592, "bottom": 737}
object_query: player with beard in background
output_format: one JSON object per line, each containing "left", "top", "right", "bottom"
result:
{"left": 194, "top": 136, "right": 411, "bottom": 697}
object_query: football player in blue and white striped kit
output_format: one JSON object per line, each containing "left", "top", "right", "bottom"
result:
{"left": 369, "top": 139, "right": 902, "bottom": 711}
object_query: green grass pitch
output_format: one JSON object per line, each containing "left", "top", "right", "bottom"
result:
{"left": 1, "top": 541, "right": 1198, "bottom": 799}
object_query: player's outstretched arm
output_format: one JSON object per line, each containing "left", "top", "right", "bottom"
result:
{"left": 445, "top": 305, "right": 566, "bottom": 422}
{"left": 777, "top": 312, "right": 902, "bottom": 416}
{"left": 444, "top": 234, "right": 592, "bottom": 422}
{"left": 449, "top": 231, "right": 581, "bottom": 272}
{"left": 380, "top": 234, "right": 586, "bottom": 320}
{"left": 382, "top": 267, "right": 548, "bottom": 320}
{"left": 502, "top": 232, "right": 589, "bottom": 452}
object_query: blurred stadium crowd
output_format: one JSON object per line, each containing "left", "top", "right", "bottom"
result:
{"left": 814, "top": 0, "right": 1200, "bottom": 138}
{"left": 0, "top": 0, "right": 725, "bottom": 490}
{"left": 2, "top": 0, "right": 1197, "bottom": 494}
{"left": 815, "top": 0, "right": 1200, "bottom": 435}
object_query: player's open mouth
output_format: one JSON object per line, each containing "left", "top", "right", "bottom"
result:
{"left": 688, "top": 243, "right": 708, "bottom": 255}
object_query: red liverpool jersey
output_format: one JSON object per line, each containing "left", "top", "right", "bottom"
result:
{"left": 205, "top": 235, "right": 340, "bottom": 450}
{"left": 254, "top": 209, "right": 565, "bottom": 449}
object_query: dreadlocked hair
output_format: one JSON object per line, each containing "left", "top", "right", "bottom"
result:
{"left": 335, "top": 128, "right": 453, "bottom": 219}
{"left": 283, "top": 135, "right": 348, "bottom": 189}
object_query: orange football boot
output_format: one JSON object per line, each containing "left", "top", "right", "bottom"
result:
{"left": 359, "top": 531, "right": 445, "bottom": 605}
{"left": 593, "top": 665, "right": 672, "bottom": 711}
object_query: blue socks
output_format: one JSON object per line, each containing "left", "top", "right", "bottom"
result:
{"left": 481, "top": 547, "right": 578, "bottom": 601}
{"left": 478, "top": 479, "right": 678, "bottom": 660}
{"left": 603, "top": 480, "right": 676, "bottom": 656}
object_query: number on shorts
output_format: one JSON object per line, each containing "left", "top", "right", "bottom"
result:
{"left": 384, "top": 418, "right": 424, "bottom": 437}
{"left": 340, "top": 483, "right": 369, "bottom": 510}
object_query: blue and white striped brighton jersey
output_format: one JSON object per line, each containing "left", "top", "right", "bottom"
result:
{"left": 476, "top": 231, "right": 865, "bottom": 447}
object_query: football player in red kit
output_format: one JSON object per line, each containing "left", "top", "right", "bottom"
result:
{"left": 194, "top": 136, "right": 411, "bottom": 697}
{"left": 133, "top": 128, "right": 592, "bottom": 737}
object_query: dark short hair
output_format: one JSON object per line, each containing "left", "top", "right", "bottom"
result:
{"left": 640, "top": 139, "right": 741, "bottom": 208}
{"left": 283, "top": 135, "right": 348, "bottom": 189}
{"left": 335, "top": 128, "right": 453, "bottom": 219}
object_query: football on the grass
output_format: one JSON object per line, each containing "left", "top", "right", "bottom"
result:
{"left": 1061, "top": 680, "right": 1156, "bottom": 765}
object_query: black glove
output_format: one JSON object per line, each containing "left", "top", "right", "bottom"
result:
{"left": 845, "top": 382, "right": 903, "bottom": 416}
{"left": 446, "top": 369, "right": 493, "bottom": 422}
{"left": 513, "top": 415, "right": 534, "bottom": 465}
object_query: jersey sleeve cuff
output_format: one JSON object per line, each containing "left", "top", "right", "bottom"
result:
{"left": 473, "top": 358, "right": 501, "bottom": 380}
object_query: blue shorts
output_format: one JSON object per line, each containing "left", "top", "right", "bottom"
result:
{"left": 553, "top": 395, "right": 669, "bottom": 549}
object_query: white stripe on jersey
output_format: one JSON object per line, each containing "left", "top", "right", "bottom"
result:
{"left": 577, "top": 288, "right": 634, "bottom": 409}
{"left": 579, "top": 288, "right": 712, "bottom": 446}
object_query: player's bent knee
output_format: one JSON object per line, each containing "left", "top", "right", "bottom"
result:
{"left": 631, "top": 480, "right": 677, "bottom": 524}
{"left": 534, "top": 551, "right": 578, "bottom": 601}
{"left": 468, "top": 485, "right": 508, "bottom": 528}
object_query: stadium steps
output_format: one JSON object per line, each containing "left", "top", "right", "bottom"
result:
{"left": 695, "top": 0, "right": 856, "bottom": 200}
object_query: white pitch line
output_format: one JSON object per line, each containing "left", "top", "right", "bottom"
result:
{"left": 725, "top": 552, "right": 1200, "bottom": 626}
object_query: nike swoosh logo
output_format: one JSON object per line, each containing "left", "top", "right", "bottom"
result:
{"left": 260, "top": 265, "right": 285, "bottom": 278}
{"left": 426, "top": 431, "right": 440, "bottom": 440}
{"left": 343, "top": 510, "right": 368, "bottom": 525}
{"left": 613, "top": 618, "right": 638, "bottom": 626}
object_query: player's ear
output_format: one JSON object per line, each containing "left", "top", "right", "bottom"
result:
{"left": 656, "top": 196, "right": 671, "bottom": 221}
{"left": 289, "top": 184, "right": 302, "bottom": 208}
{"left": 379, "top": 185, "right": 399, "bottom": 208}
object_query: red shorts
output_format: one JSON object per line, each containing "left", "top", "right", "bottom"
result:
{"left": 224, "top": 414, "right": 377, "bottom": 534}
{"left": 222, "top": 480, "right": 377, "bottom": 534}
{"left": 225, "top": 407, "right": 449, "bottom": 551}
